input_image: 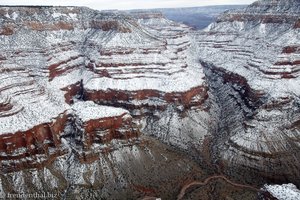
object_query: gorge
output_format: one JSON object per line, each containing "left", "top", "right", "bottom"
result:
{"left": 0, "top": 0, "right": 299, "bottom": 199}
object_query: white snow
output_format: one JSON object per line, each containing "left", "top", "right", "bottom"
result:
{"left": 85, "top": 72, "right": 203, "bottom": 93}
{"left": 72, "top": 101, "right": 129, "bottom": 122}
{"left": 68, "top": 13, "right": 78, "bottom": 20}
{"left": 12, "top": 12, "right": 18, "bottom": 20}
{"left": 52, "top": 12, "right": 78, "bottom": 20}
{"left": 264, "top": 183, "right": 300, "bottom": 200}
{"left": 52, "top": 12, "right": 68, "bottom": 18}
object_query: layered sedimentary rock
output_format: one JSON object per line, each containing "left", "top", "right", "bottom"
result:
{"left": 0, "top": 112, "right": 68, "bottom": 173}
{"left": 197, "top": 0, "right": 300, "bottom": 185}
{"left": 0, "top": 7, "right": 212, "bottom": 198}
{"left": 1, "top": 1, "right": 300, "bottom": 198}
{"left": 70, "top": 101, "right": 139, "bottom": 163}
{"left": 0, "top": 5, "right": 210, "bottom": 178}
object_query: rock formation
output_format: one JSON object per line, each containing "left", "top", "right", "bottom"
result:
{"left": 0, "top": 6, "right": 211, "bottom": 172}
{"left": 197, "top": 0, "right": 300, "bottom": 185}
{"left": 0, "top": 0, "right": 300, "bottom": 198}
{"left": 260, "top": 183, "right": 300, "bottom": 200}
{"left": 0, "top": 6, "right": 213, "bottom": 198}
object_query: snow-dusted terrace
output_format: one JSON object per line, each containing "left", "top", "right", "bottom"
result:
{"left": 0, "top": 7, "right": 205, "bottom": 135}
{"left": 72, "top": 101, "right": 129, "bottom": 122}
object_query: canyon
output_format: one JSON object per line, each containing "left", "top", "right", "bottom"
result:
{"left": 197, "top": 0, "right": 300, "bottom": 187}
{"left": 0, "top": 0, "right": 299, "bottom": 199}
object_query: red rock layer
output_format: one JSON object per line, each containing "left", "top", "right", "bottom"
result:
{"left": 84, "top": 86, "right": 209, "bottom": 116}
{"left": 83, "top": 114, "right": 138, "bottom": 147}
{"left": 91, "top": 20, "right": 132, "bottom": 33}
{"left": 26, "top": 21, "right": 74, "bottom": 31}
{"left": 0, "top": 113, "right": 68, "bottom": 173}
{"left": 282, "top": 46, "right": 300, "bottom": 54}
{"left": 0, "top": 24, "right": 14, "bottom": 35}
{"left": 62, "top": 82, "right": 81, "bottom": 104}
{"left": 0, "top": 109, "right": 140, "bottom": 171}
{"left": 78, "top": 113, "right": 139, "bottom": 163}
{"left": 48, "top": 55, "right": 83, "bottom": 81}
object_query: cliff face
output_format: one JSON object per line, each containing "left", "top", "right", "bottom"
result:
{"left": 197, "top": 0, "right": 300, "bottom": 185}
{"left": 0, "top": 112, "right": 68, "bottom": 173}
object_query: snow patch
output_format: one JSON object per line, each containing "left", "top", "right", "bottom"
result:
{"left": 72, "top": 101, "right": 129, "bottom": 122}
{"left": 264, "top": 183, "right": 300, "bottom": 200}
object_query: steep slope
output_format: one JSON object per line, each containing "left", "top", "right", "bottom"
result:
{"left": 197, "top": 0, "right": 300, "bottom": 185}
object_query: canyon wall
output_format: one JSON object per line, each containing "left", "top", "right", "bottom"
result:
{"left": 197, "top": 0, "right": 300, "bottom": 186}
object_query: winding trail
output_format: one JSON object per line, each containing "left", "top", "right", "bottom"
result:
{"left": 177, "top": 175, "right": 261, "bottom": 200}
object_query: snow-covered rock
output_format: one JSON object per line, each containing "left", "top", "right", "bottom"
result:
{"left": 263, "top": 183, "right": 300, "bottom": 200}
{"left": 0, "top": 6, "right": 211, "bottom": 172}
{"left": 197, "top": 0, "right": 300, "bottom": 185}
